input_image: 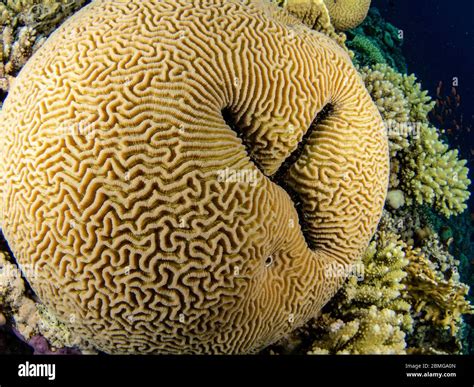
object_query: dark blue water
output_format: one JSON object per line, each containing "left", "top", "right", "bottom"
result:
{"left": 374, "top": 0, "right": 474, "bottom": 207}
{"left": 372, "top": 0, "right": 473, "bottom": 352}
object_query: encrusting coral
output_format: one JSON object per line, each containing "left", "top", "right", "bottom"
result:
{"left": 0, "top": 0, "right": 388, "bottom": 354}
{"left": 323, "top": 0, "right": 371, "bottom": 31}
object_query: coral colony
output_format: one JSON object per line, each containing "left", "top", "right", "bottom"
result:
{"left": 0, "top": 0, "right": 472, "bottom": 355}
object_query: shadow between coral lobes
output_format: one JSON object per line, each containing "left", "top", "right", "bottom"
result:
{"left": 222, "top": 104, "right": 335, "bottom": 250}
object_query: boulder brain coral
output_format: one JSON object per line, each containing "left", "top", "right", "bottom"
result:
{"left": 0, "top": 0, "right": 388, "bottom": 353}
{"left": 323, "top": 0, "right": 371, "bottom": 31}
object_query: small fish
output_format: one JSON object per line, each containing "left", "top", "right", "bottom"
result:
{"left": 455, "top": 94, "right": 461, "bottom": 106}
{"left": 436, "top": 81, "right": 443, "bottom": 97}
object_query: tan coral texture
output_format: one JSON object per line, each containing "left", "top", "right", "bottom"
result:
{"left": 0, "top": 0, "right": 388, "bottom": 354}
{"left": 323, "top": 0, "right": 371, "bottom": 31}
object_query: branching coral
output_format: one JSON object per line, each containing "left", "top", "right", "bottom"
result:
{"left": 404, "top": 247, "right": 473, "bottom": 336}
{"left": 360, "top": 64, "right": 436, "bottom": 159}
{"left": 401, "top": 123, "right": 470, "bottom": 217}
{"left": 0, "top": 25, "right": 40, "bottom": 95}
{"left": 363, "top": 64, "right": 435, "bottom": 124}
{"left": 309, "top": 306, "right": 408, "bottom": 354}
{"left": 360, "top": 64, "right": 411, "bottom": 158}
{"left": 360, "top": 64, "right": 470, "bottom": 217}
{"left": 1, "top": 0, "right": 85, "bottom": 35}
{"left": 348, "top": 35, "right": 386, "bottom": 67}
{"left": 309, "top": 231, "right": 412, "bottom": 354}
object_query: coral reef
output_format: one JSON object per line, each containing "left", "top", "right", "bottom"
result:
{"left": 360, "top": 63, "right": 470, "bottom": 217}
{"left": 0, "top": 0, "right": 388, "bottom": 354}
{"left": 401, "top": 123, "right": 470, "bottom": 217}
{"left": 322, "top": 0, "right": 371, "bottom": 31}
{"left": 404, "top": 247, "right": 472, "bottom": 336}
{"left": 0, "top": 0, "right": 87, "bottom": 104}
{"left": 346, "top": 8, "right": 407, "bottom": 73}
{"left": 0, "top": 234, "right": 87, "bottom": 353}
{"left": 380, "top": 209, "right": 473, "bottom": 354}
{"left": 308, "top": 231, "right": 412, "bottom": 354}
{"left": 305, "top": 211, "right": 473, "bottom": 355}
{"left": 0, "top": 0, "right": 471, "bottom": 357}
{"left": 275, "top": 0, "right": 347, "bottom": 50}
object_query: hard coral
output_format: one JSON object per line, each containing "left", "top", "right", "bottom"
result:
{"left": 309, "top": 231, "right": 412, "bottom": 354}
{"left": 283, "top": 0, "right": 347, "bottom": 49}
{"left": 0, "top": 240, "right": 86, "bottom": 352}
{"left": 401, "top": 123, "right": 470, "bottom": 217}
{"left": 323, "top": 0, "right": 371, "bottom": 31}
{"left": 377, "top": 210, "right": 473, "bottom": 353}
{"left": 404, "top": 247, "right": 473, "bottom": 335}
{"left": 365, "top": 64, "right": 434, "bottom": 124}
{"left": 348, "top": 35, "right": 386, "bottom": 66}
{"left": 346, "top": 8, "right": 407, "bottom": 73}
{"left": 310, "top": 306, "right": 408, "bottom": 354}
{"left": 0, "top": 0, "right": 388, "bottom": 353}
{"left": 309, "top": 208, "right": 474, "bottom": 355}
{"left": 0, "top": 0, "right": 87, "bottom": 99}
{"left": 360, "top": 64, "right": 411, "bottom": 157}
{"left": 360, "top": 64, "right": 470, "bottom": 217}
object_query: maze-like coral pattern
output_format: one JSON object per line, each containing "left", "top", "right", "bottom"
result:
{"left": 323, "top": 0, "right": 371, "bottom": 31}
{"left": 0, "top": 0, "right": 388, "bottom": 353}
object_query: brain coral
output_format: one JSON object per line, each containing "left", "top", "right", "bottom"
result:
{"left": 0, "top": 0, "right": 388, "bottom": 354}
{"left": 323, "top": 0, "right": 371, "bottom": 31}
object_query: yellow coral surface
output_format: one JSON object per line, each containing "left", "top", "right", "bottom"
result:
{"left": 0, "top": 0, "right": 388, "bottom": 353}
{"left": 323, "top": 0, "right": 371, "bottom": 31}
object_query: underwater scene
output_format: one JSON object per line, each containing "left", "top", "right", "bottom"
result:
{"left": 0, "top": 0, "right": 473, "bottom": 363}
